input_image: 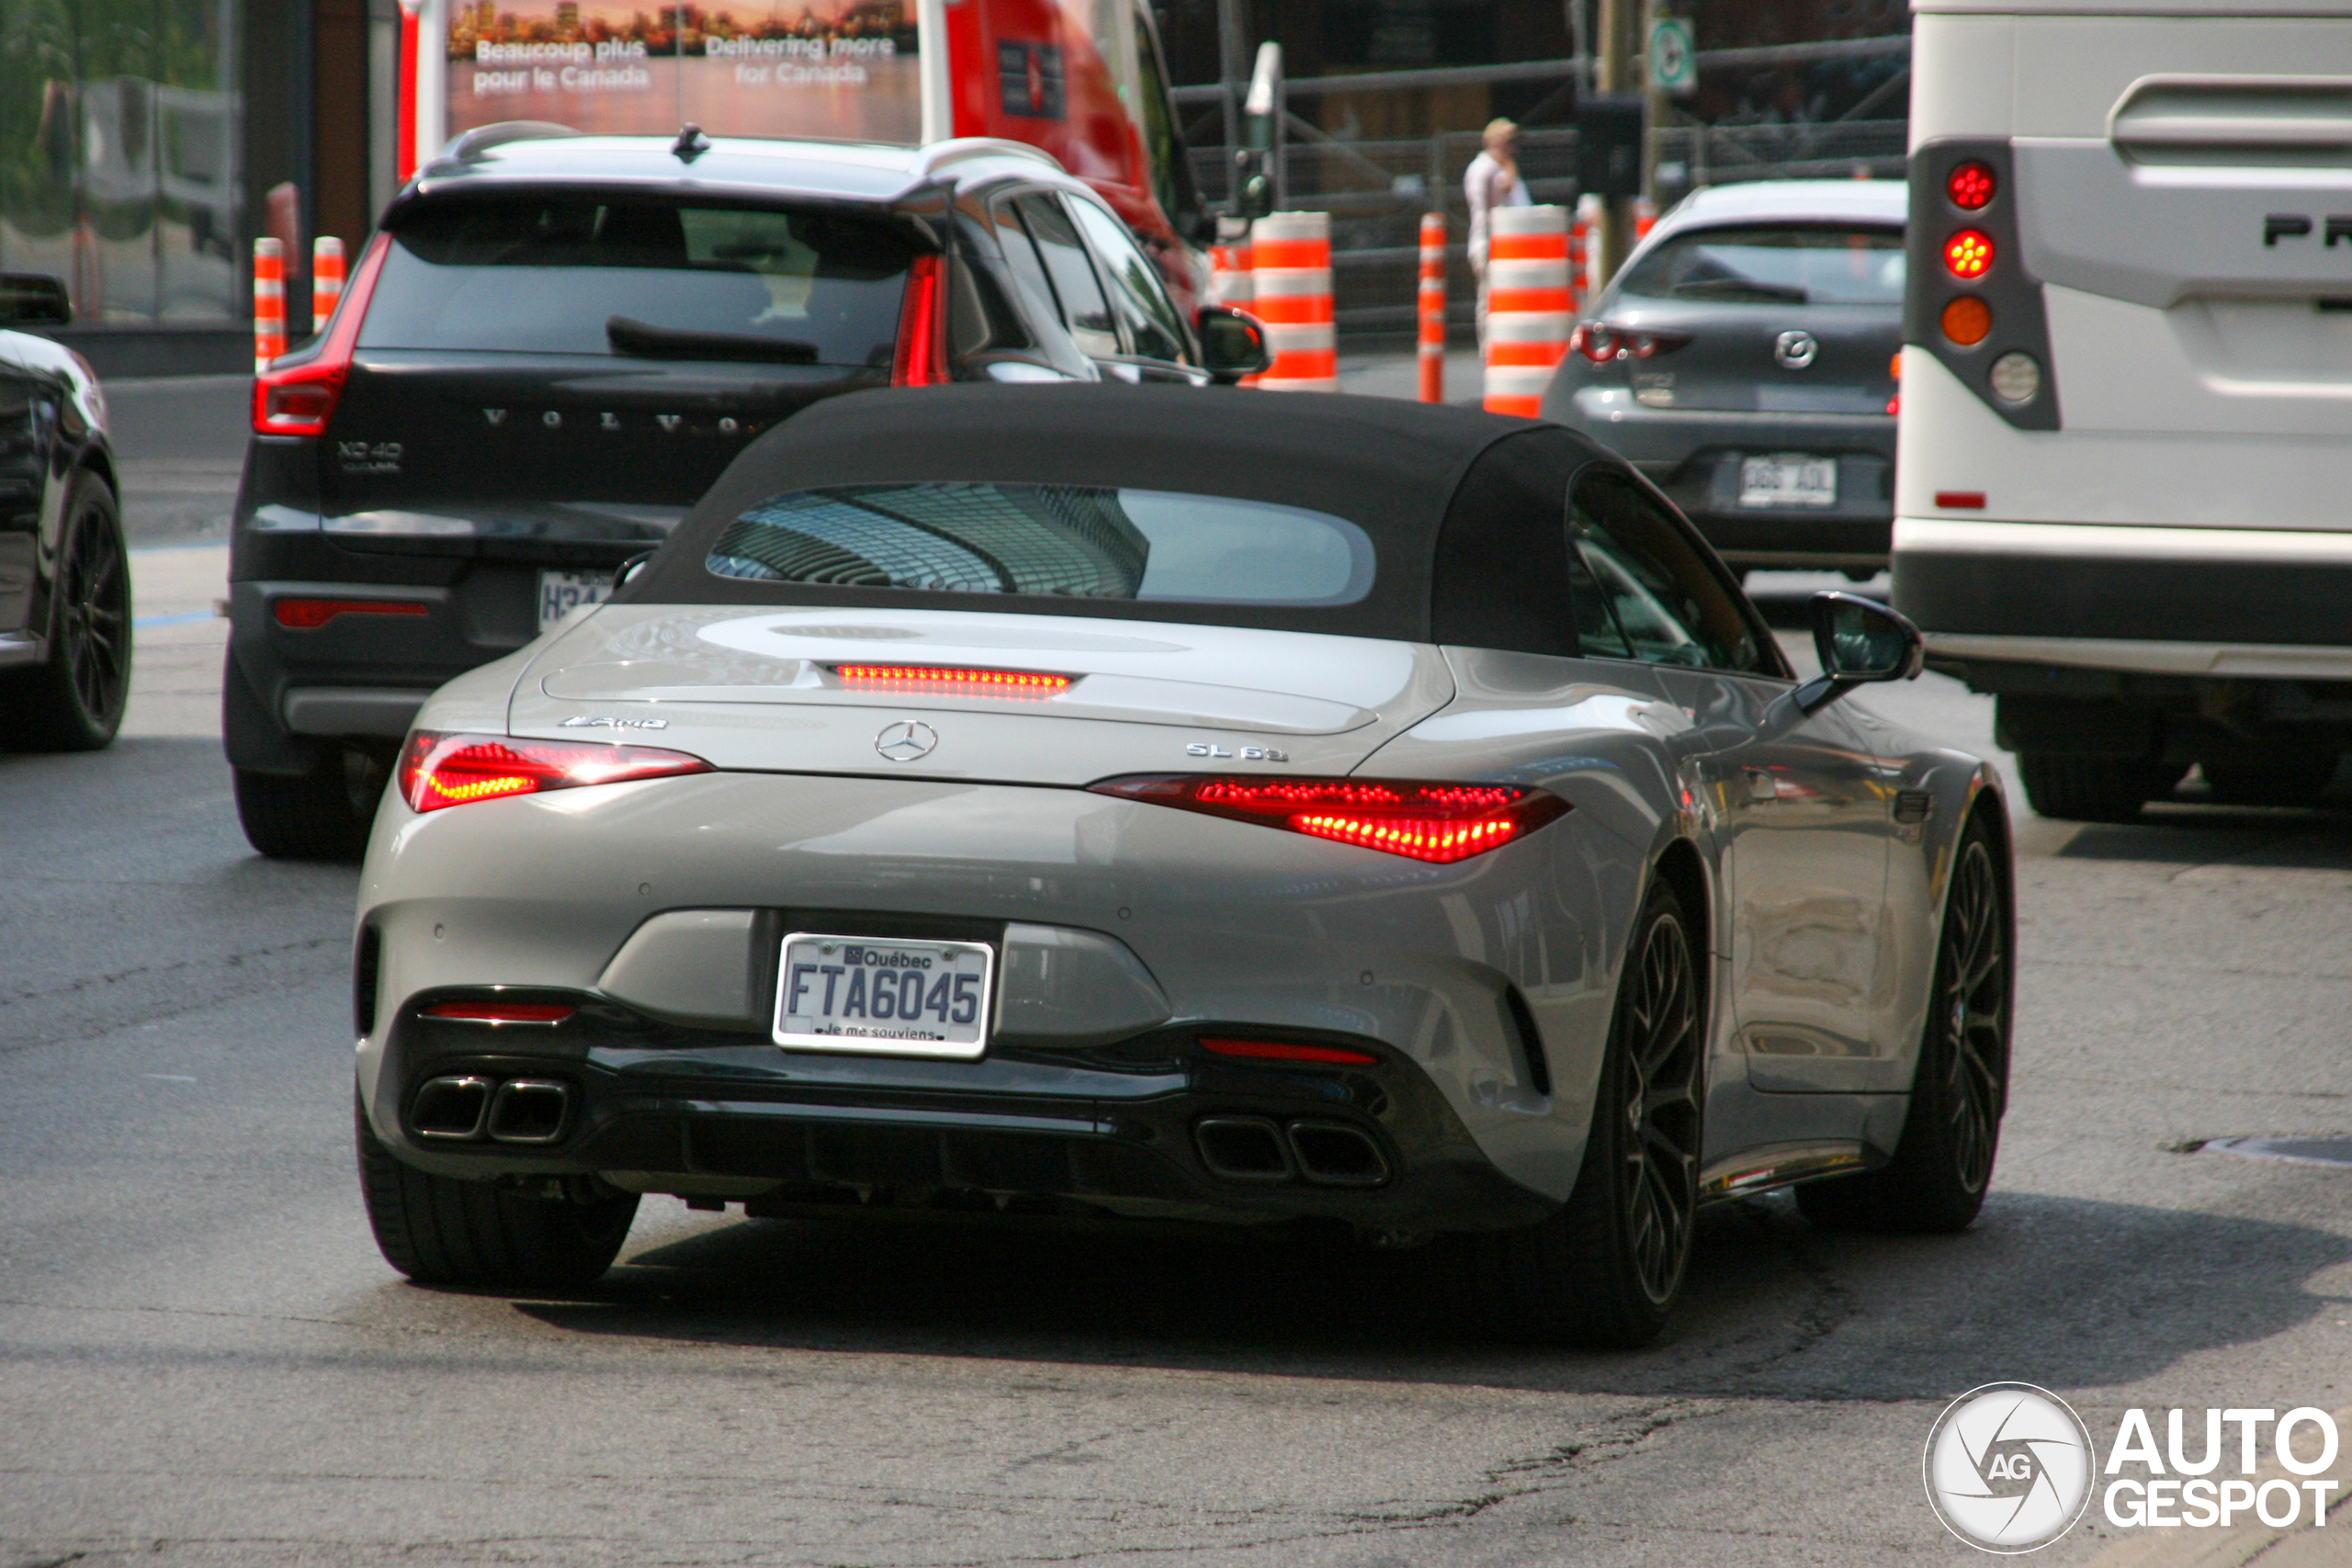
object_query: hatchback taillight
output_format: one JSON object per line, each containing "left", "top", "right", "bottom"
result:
{"left": 252, "top": 230, "right": 391, "bottom": 437}
{"left": 1088, "top": 775, "right": 1568, "bottom": 864}
{"left": 1569, "top": 322, "right": 1691, "bottom": 364}
{"left": 399, "top": 730, "right": 713, "bottom": 813}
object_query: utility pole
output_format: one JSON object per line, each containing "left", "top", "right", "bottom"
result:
{"left": 1216, "top": 0, "right": 1249, "bottom": 209}
{"left": 1593, "top": 0, "right": 1632, "bottom": 286}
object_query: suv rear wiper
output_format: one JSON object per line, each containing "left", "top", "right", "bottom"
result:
{"left": 605, "top": 316, "right": 820, "bottom": 364}
{"left": 1670, "top": 278, "right": 1810, "bottom": 303}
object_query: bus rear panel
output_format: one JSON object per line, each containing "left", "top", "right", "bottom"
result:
{"left": 1894, "top": 0, "right": 2352, "bottom": 818}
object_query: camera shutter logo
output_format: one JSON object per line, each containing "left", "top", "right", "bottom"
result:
{"left": 1924, "top": 1382, "right": 2095, "bottom": 1553}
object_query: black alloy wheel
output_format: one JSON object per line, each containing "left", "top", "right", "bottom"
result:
{"left": 1799, "top": 815, "right": 2011, "bottom": 1234}
{"left": 1476, "top": 874, "right": 1703, "bottom": 1348}
{"left": 4, "top": 474, "right": 130, "bottom": 750}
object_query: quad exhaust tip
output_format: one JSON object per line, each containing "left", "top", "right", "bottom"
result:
{"left": 488, "top": 1079, "right": 571, "bottom": 1145}
{"left": 1193, "top": 1115, "right": 1389, "bottom": 1187}
{"left": 409, "top": 1075, "right": 571, "bottom": 1145}
{"left": 412, "top": 1076, "right": 492, "bottom": 1141}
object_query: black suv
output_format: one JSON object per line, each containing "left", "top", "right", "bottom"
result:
{"left": 228, "top": 128, "right": 1266, "bottom": 858}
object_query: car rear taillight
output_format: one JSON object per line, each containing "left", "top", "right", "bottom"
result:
{"left": 1946, "top": 161, "right": 1996, "bottom": 210}
{"left": 273, "top": 597, "right": 430, "bottom": 629}
{"left": 1943, "top": 230, "right": 1995, "bottom": 280}
{"left": 891, "top": 253, "right": 946, "bottom": 386}
{"left": 1568, "top": 322, "right": 1690, "bottom": 364}
{"left": 1202, "top": 1036, "right": 1379, "bottom": 1066}
{"left": 253, "top": 230, "right": 391, "bottom": 437}
{"left": 398, "top": 730, "right": 713, "bottom": 813}
{"left": 831, "top": 664, "right": 1070, "bottom": 698}
{"left": 423, "top": 1000, "right": 576, "bottom": 1025}
{"left": 1088, "top": 775, "right": 1568, "bottom": 864}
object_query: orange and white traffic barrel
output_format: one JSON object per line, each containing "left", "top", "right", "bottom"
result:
{"left": 1209, "top": 239, "right": 1254, "bottom": 310}
{"left": 1482, "top": 205, "right": 1571, "bottom": 418}
{"left": 311, "top": 236, "right": 345, "bottom": 333}
{"left": 1634, "top": 195, "right": 1658, "bottom": 241}
{"left": 1418, "top": 212, "right": 1445, "bottom": 403}
{"left": 1249, "top": 211, "right": 1338, "bottom": 393}
{"left": 253, "top": 238, "right": 287, "bottom": 373}
{"left": 1567, "top": 200, "right": 1590, "bottom": 314}
{"left": 1209, "top": 238, "right": 1261, "bottom": 388}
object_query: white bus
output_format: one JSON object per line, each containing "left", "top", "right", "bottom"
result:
{"left": 1892, "top": 0, "right": 2352, "bottom": 820}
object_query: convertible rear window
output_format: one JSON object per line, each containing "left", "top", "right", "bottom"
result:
{"left": 1618, "top": 224, "right": 1905, "bottom": 307}
{"left": 707, "top": 483, "right": 1374, "bottom": 606}
{"left": 359, "top": 197, "right": 910, "bottom": 367}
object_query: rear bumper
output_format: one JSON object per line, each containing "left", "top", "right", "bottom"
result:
{"left": 1894, "top": 517, "right": 2352, "bottom": 674}
{"left": 359, "top": 1010, "right": 1555, "bottom": 1235}
{"left": 1544, "top": 392, "right": 1894, "bottom": 568}
{"left": 355, "top": 770, "right": 1630, "bottom": 1218}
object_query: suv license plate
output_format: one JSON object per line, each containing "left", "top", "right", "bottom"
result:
{"left": 1737, "top": 454, "right": 1838, "bottom": 509}
{"left": 773, "top": 934, "right": 994, "bottom": 1059}
{"left": 537, "top": 569, "right": 612, "bottom": 632}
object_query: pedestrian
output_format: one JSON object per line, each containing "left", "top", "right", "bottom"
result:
{"left": 1464, "top": 118, "right": 1532, "bottom": 345}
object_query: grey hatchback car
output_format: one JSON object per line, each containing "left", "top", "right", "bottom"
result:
{"left": 1541, "top": 180, "right": 1906, "bottom": 577}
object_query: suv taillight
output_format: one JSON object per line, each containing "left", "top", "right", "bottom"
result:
{"left": 891, "top": 253, "right": 946, "bottom": 386}
{"left": 253, "top": 231, "right": 390, "bottom": 437}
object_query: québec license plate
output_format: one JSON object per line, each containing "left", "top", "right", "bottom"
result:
{"left": 537, "top": 569, "right": 613, "bottom": 632}
{"left": 773, "top": 933, "right": 995, "bottom": 1059}
{"left": 1737, "top": 453, "right": 1838, "bottom": 509}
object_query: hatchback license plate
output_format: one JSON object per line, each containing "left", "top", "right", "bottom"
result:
{"left": 1737, "top": 454, "right": 1838, "bottom": 509}
{"left": 537, "top": 569, "right": 612, "bottom": 632}
{"left": 773, "top": 933, "right": 994, "bottom": 1059}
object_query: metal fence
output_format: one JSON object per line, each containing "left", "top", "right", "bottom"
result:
{"left": 1188, "top": 119, "right": 1909, "bottom": 339}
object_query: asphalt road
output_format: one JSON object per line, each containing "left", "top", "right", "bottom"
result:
{"left": 2, "top": 379, "right": 2347, "bottom": 1568}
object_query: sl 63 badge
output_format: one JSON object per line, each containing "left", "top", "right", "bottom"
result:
{"left": 1187, "top": 742, "right": 1288, "bottom": 762}
{"left": 336, "top": 439, "right": 402, "bottom": 474}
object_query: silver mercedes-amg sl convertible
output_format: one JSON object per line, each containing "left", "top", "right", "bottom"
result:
{"left": 351, "top": 385, "right": 2012, "bottom": 1347}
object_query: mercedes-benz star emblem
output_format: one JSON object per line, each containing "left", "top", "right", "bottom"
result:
{"left": 875, "top": 720, "right": 939, "bottom": 762}
{"left": 1775, "top": 330, "right": 1819, "bottom": 369}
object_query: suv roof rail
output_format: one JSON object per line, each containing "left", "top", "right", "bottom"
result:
{"left": 911, "top": 138, "right": 1066, "bottom": 178}
{"left": 436, "top": 121, "right": 585, "bottom": 165}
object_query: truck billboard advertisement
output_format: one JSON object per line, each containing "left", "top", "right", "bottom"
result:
{"left": 446, "top": 1, "right": 922, "bottom": 145}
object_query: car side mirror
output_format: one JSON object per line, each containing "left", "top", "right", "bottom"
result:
{"left": 1792, "top": 591, "right": 1924, "bottom": 713}
{"left": 1196, "top": 304, "right": 1272, "bottom": 383}
{"left": 0, "top": 273, "right": 72, "bottom": 328}
{"left": 615, "top": 549, "right": 656, "bottom": 589}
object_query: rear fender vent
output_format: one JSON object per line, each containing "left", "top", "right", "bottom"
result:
{"left": 1501, "top": 985, "right": 1552, "bottom": 1097}
{"left": 354, "top": 924, "right": 382, "bottom": 1037}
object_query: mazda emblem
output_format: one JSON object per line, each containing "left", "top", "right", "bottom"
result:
{"left": 875, "top": 720, "right": 939, "bottom": 762}
{"left": 1774, "top": 330, "right": 1819, "bottom": 369}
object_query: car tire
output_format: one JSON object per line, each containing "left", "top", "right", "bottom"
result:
{"left": 2202, "top": 753, "right": 2339, "bottom": 808}
{"left": 2014, "top": 752, "right": 2180, "bottom": 823}
{"left": 235, "top": 747, "right": 385, "bottom": 861}
{"left": 3, "top": 473, "right": 130, "bottom": 750}
{"left": 1474, "top": 874, "right": 1703, "bottom": 1348}
{"left": 356, "top": 1100, "right": 639, "bottom": 1289}
{"left": 1797, "top": 815, "right": 2010, "bottom": 1235}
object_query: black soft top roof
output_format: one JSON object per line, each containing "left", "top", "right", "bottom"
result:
{"left": 624, "top": 383, "right": 1622, "bottom": 656}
